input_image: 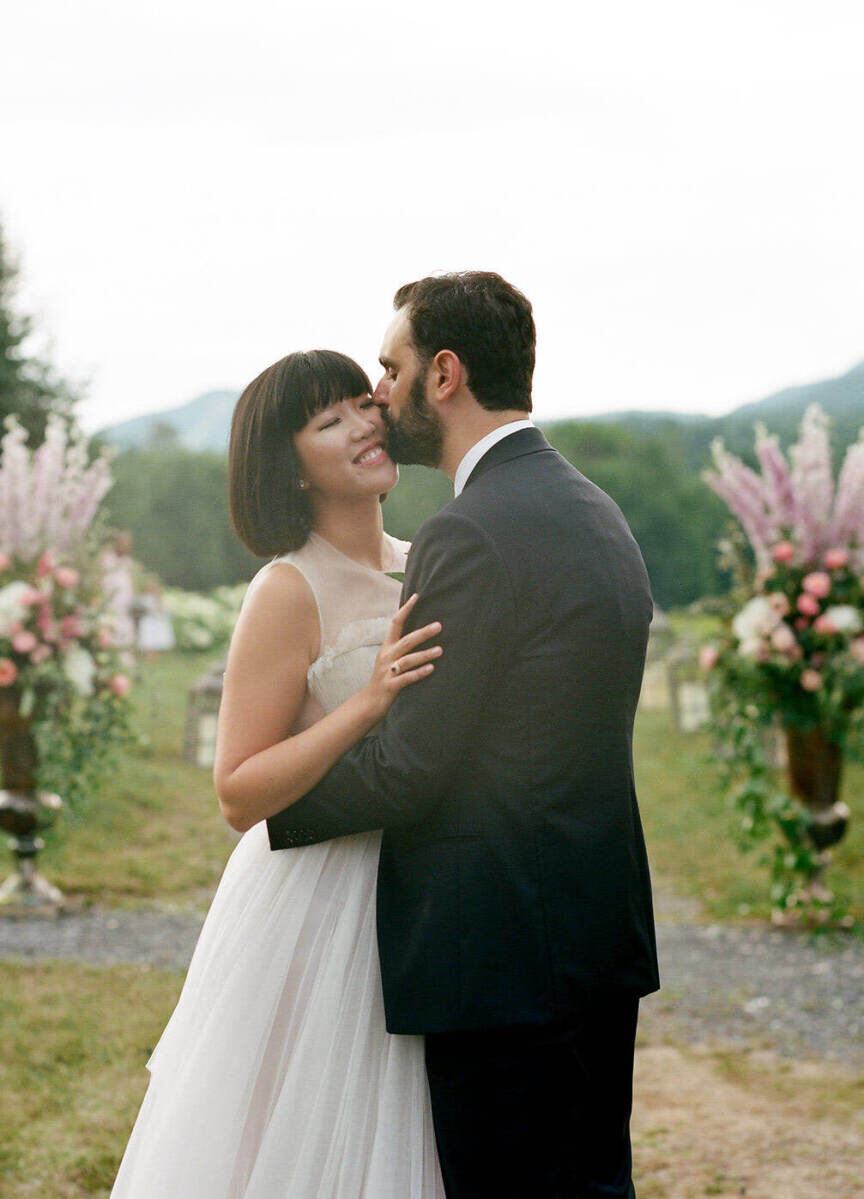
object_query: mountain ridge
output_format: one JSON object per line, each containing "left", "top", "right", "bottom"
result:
{"left": 95, "top": 359, "right": 864, "bottom": 459}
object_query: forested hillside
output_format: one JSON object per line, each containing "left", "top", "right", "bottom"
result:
{"left": 97, "top": 357, "right": 863, "bottom": 609}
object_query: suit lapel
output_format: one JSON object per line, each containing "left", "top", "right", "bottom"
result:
{"left": 463, "top": 426, "right": 554, "bottom": 491}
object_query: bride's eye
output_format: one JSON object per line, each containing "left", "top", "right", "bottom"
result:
{"left": 360, "top": 400, "right": 376, "bottom": 410}
{"left": 319, "top": 416, "right": 340, "bottom": 430}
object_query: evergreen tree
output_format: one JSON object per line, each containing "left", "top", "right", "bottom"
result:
{"left": 0, "top": 221, "right": 79, "bottom": 444}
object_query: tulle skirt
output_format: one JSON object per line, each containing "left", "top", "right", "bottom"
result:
{"left": 111, "top": 822, "right": 444, "bottom": 1197}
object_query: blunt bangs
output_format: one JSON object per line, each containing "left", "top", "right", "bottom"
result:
{"left": 229, "top": 349, "right": 374, "bottom": 557}
{"left": 286, "top": 350, "right": 373, "bottom": 431}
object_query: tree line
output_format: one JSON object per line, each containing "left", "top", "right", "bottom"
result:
{"left": 98, "top": 419, "right": 732, "bottom": 610}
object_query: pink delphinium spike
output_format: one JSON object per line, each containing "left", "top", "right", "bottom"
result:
{"left": 789, "top": 404, "right": 835, "bottom": 562}
{"left": 830, "top": 432, "right": 864, "bottom": 561}
{"left": 754, "top": 423, "right": 798, "bottom": 532}
{"left": 29, "top": 416, "right": 69, "bottom": 559}
{"left": 703, "top": 438, "right": 775, "bottom": 565}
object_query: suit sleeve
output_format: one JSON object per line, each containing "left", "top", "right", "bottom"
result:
{"left": 267, "top": 511, "right": 516, "bottom": 848}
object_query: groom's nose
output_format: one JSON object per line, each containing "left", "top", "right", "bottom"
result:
{"left": 372, "top": 373, "right": 391, "bottom": 407}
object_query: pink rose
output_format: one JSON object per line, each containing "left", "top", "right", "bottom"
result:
{"left": 109, "top": 673, "right": 132, "bottom": 697}
{"left": 36, "top": 551, "right": 56, "bottom": 578}
{"left": 794, "top": 617, "right": 809, "bottom": 631}
{"left": 823, "top": 548, "right": 849, "bottom": 571}
{"left": 699, "top": 645, "right": 719, "bottom": 671}
{"left": 0, "top": 658, "right": 18, "bottom": 686}
{"left": 797, "top": 593, "right": 821, "bottom": 617}
{"left": 800, "top": 669, "right": 823, "bottom": 691}
{"left": 802, "top": 571, "right": 831, "bottom": 598}
{"left": 60, "top": 614, "right": 83, "bottom": 639}
{"left": 770, "top": 624, "right": 797, "bottom": 653}
{"left": 850, "top": 637, "right": 864, "bottom": 666}
{"left": 54, "top": 566, "right": 80, "bottom": 588}
{"left": 39, "top": 618, "right": 58, "bottom": 643}
{"left": 767, "top": 592, "right": 791, "bottom": 618}
{"left": 0, "top": 550, "right": 9, "bottom": 571}
{"left": 813, "top": 614, "right": 837, "bottom": 635}
{"left": 21, "top": 586, "right": 42, "bottom": 605}
{"left": 29, "top": 643, "right": 51, "bottom": 663}
{"left": 772, "top": 541, "right": 796, "bottom": 563}
{"left": 11, "top": 631, "right": 37, "bottom": 654}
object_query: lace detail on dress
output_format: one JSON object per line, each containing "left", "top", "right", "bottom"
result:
{"left": 307, "top": 616, "right": 390, "bottom": 715}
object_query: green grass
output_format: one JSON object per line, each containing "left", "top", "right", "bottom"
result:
{"left": 19, "top": 646, "right": 864, "bottom": 927}
{"left": 1, "top": 651, "right": 862, "bottom": 1193}
{"left": 38, "top": 650, "right": 235, "bottom": 911}
{"left": 0, "top": 961, "right": 184, "bottom": 1198}
{"left": 634, "top": 706, "right": 864, "bottom": 927}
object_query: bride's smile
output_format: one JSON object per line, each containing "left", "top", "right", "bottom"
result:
{"left": 293, "top": 394, "right": 398, "bottom": 498}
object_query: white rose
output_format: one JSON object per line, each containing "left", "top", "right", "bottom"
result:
{"left": 770, "top": 624, "right": 797, "bottom": 653}
{"left": 0, "top": 581, "right": 33, "bottom": 635}
{"left": 733, "top": 596, "right": 781, "bottom": 644}
{"left": 62, "top": 644, "right": 96, "bottom": 696}
{"left": 820, "top": 605, "right": 863, "bottom": 636}
{"left": 738, "top": 637, "right": 767, "bottom": 660}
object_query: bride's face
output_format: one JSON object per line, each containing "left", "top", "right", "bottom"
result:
{"left": 293, "top": 393, "right": 398, "bottom": 500}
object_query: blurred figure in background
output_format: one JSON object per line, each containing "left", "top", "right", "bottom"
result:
{"left": 100, "top": 530, "right": 137, "bottom": 649}
{"left": 136, "top": 580, "right": 176, "bottom": 662}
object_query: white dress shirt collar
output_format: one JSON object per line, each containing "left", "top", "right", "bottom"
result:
{"left": 452, "top": 419, "right": 535, "bottom": 497}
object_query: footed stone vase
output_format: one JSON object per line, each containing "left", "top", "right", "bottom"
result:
{"left": 0, "top": 688, "right": 64, "bottom": 914}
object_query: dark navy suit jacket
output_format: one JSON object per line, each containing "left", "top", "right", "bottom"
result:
{"left": 268, "top": 427, "right": 660, "bottom": 1034}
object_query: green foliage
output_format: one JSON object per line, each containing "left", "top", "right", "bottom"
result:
{"left": 545, "top": 421, "right": 730, "bottom": 607}
{"left": 704, "top": 687, "right": 842, "bottom": 924}
{"left": 700, "top": 532, "right": 863, "bottom": 926}
{"left": 33, "top": 686, "right": 138, "bottom": 823}
{"left": 104, "top": 442, "right": 260, "bottom": 591}
{"left": 104, "top": 423, "right": 731, "bottom": 608}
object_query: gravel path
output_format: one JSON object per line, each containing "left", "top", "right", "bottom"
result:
{"left": 2, "top": 905, "right": 862, "bottom": 1065}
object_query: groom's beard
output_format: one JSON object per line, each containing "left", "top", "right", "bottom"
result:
{"left": 382, "top": 374, "right": 444, "bottom": 468}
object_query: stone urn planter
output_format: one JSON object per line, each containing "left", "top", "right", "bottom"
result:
{"left": 0, "top": 687, "right": 65, "bottom": 913}
{"left": 783, "top": 724, "right": 850, "bottom": 851}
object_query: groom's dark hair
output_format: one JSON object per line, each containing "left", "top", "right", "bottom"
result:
{"left": 393, "top": 271, "right": 535, "bottom": 413}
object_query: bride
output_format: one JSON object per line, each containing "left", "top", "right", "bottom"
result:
{"left": 111, "top": 350, "right": 446, "bottom": 1197}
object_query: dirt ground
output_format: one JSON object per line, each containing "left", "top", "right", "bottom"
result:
{"left": 632, "top": 1042, "right": 863, "bottom": 1197}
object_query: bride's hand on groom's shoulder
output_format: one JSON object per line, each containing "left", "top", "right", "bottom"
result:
{"left": 360, "top": 595, "right": 442, "bottom": 722}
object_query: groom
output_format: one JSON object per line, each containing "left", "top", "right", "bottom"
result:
{"left": 268, "top": 272, "right": 659, "bottom": 1197}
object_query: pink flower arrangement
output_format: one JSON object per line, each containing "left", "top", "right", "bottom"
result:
{"left": 702, "top": 403, "right": 864, "bottom": 708}
{"left": 703, "top": 404, "right": 864, "bottom": 570}
{"left": 0, "top": 414, "right": 132, "bottom": 719}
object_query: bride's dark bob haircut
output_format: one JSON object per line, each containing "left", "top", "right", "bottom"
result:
{"left": 229, "top": 349, "right": 373, "bottom": 556}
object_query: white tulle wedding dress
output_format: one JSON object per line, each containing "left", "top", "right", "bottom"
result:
{"left": 111, "top": 532, "right": 444, "bottom": 1198}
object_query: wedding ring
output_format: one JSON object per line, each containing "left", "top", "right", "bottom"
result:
{"left": 390, "top": 660, "right": 401, "bottom": 676}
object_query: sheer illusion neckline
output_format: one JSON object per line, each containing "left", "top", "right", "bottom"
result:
{"left": 308, "top": 531, "right": 402, "bottom": 576}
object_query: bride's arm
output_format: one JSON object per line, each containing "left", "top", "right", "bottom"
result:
{"left": 213, "top": 564, "right": 440, "bottom": 833}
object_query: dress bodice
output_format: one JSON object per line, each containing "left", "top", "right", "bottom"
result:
{"left": 246, "top": 531, "right": 409, "bottom": 714}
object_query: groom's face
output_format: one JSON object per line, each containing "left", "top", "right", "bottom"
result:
{"left": 373, "top": 308, "right": 444, "bottom": 468}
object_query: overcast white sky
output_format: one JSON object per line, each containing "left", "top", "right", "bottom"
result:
{"left": 2, "top": 1, "right": 863, "bottom": 434}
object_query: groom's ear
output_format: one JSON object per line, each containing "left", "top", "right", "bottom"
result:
{"left": 431, "top": 349, "right": 463, "bottom": 404}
